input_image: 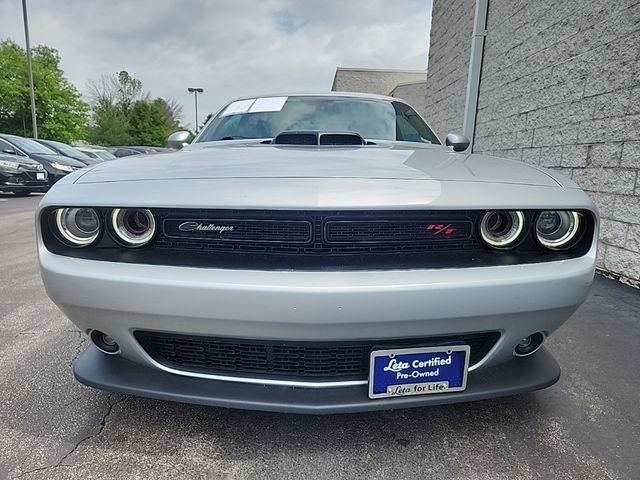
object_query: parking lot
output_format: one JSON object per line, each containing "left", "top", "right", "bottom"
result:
{"left": 0, "top": 193, "right": 638, "bottom": 479}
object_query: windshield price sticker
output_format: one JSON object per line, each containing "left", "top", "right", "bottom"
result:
{"left": 249, "top": 96, "right": 288, "bottom": 113}
{"left": 220, "top": 99, "right": 256, "bottom": 116}
{"left": 221, "top": 97, "right": 288, "bottom": 117}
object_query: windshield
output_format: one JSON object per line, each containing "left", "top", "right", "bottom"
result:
{"left": 81, "top": 150, "right": 98, "bottom": 159}
{"left": 95, "top": 150, "right": 116, "bottom": 160}
{"left": 5, "top": 135, "right": 57, "bottom": 155}
{"left": 47, "top": 141, "right": 93, "bottom": 161}
{"left": 196, "top": 96, "right": 440, "bottom": 145}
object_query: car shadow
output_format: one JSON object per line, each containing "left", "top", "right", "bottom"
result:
{"left": 111, "top": 390, "right": 553, "bottom": 452}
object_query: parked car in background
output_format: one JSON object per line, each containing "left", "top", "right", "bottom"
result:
{"left": 36, "top": 139, "right": 101, "bottom": 166}
{"left": 0, "top": 152, "right": 48, "bottom": 196}
{"left": 109, "top": 146, "right": 170, "bottom": 157}
{"left": 76, "top": 147, "right": 117, "bottom": 162}
{"left": 37, "top": 93, "right": 598, "bottom": 413}
{"left": 0, "top": 134, "right": 86, "bottom": 186}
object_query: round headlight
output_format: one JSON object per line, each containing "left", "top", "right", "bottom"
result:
{"left": 535, "top": 211, "right": 581, "bottom": 249}
{"left": 54, "top": 208, "right": 101, "bottom": 246}
{"left": 479, "top": 210, "right": 525, "bottom": 249}
{"left": 110, "top": 208, "right": 155, "bottom": 247}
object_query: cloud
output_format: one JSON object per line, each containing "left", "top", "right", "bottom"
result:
{"left": 0, "top": 0, "right": 431, "bottom": 128}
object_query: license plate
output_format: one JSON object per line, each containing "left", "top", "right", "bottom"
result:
{"left": 368, "top": 345, "right": 470, "bottom": 399}
{"left": 36, "top": 173, "right": 45, "bottom": 180}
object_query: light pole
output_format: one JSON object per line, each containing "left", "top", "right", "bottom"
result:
{"left": 187, "top": 87, "right": 204, "bottom": 133}
{"left": 22, "top": 0, "right": 38, "bottom": 139}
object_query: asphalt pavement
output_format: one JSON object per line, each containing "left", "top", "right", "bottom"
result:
{"left": 0, "top": 193, "right": 638, "bottom": 479}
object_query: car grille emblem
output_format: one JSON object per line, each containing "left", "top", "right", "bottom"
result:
{"left": 426, "top": 223, "right": 456, "bottom": 235}
{"left": 178, "top": 221, "right": 234, "bottom": 233}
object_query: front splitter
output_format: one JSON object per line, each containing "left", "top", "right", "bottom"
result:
{"left": 74, "top": 345, "right": 560, "bottom": 414}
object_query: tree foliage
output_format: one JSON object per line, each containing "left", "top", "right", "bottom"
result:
{"left": 87, "top": 71, "right": 183, "bottom": 146}
{"left": 86, "top": 99, "right": 132, "bottom": 146}
{"left": 128, "top": 101, "right": 167, "bottom": 145}
{"left": 0, "top": 39, "right": 89, "bottom": 143}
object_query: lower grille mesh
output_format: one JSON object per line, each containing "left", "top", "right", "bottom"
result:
{"left": 135, "top": 331, "right": 500, "bottom": 382}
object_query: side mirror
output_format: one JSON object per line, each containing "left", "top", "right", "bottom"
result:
{"left": 445, "top": 133, "right": 470, "bottom": 152}
{"left": 167, "top": 131, "right": 191, "bottom": 150}
{"left": 1, "top": 148, "right": 17, "bottom": 155}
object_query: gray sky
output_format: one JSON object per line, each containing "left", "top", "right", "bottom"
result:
{"left": 0, "top": 0, "right": 431, "bottom": 128}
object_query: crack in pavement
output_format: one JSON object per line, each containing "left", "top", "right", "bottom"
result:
{"left": 12, "top": 329, "right": 81, "bottom": 339}
{"left": 68, "top": 331, "right": 86, "bottom": 367}
{"left": 11, "top": 393, "right": 128, "bottom": 479}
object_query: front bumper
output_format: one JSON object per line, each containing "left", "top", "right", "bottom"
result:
{"left": 75, "top": 344, "right": 560, "bottom": 414}
{"left": 1, "top": 172, "right": 48, "bottom": 192}
{"left": 40, "top": 240, "right": 595, "bottom": 384}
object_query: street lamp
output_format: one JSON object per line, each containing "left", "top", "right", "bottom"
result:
{"left": 22, "top": 0, "right": 38, "bottom": 139}
{"left": 187, "top": 87, "right": 204, "bottom": 133}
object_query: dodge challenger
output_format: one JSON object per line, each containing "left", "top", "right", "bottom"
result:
{"left": 37, "top": 93, "right": 598, "bottom": 413}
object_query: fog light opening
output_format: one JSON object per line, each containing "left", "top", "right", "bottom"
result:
{"left": 514, "top": 332, "right": 545, "bottom": 357}
{"left": 90, "top": 330, "right": 120, "bottom": 355}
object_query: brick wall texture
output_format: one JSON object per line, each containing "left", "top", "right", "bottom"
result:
{"left": 332, "top": 69, "right": 426, "bottom": 96}
{"left": 424, "top": 0, "right": 475, "bottom": 139}
{"left": 425, "top": 0, "right": 640, "bottom": 283}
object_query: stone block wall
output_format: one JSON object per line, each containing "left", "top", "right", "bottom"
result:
{"left": 425, "top": 0, "right": 640, "bottom": 284}
{"left": 424, "top": 0, "right": 475, "bottom": 139}
{"left": 390, "top": 81, "right": 428, "bottom": 117}
{"left": 332, "top": 68, "right": 426, "bottom": 96}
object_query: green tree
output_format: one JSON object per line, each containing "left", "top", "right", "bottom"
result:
{"left": 87, "top": 71, "right": 184, "bottom": 146}
{"left": 114, "top": 71, "right": 143, "bottom": 116}
{"left": 0, "top": 39, "right": 88, "bottom": 143}
{"left": 128, "top": 100, "right": 167, "bottom": 146}
{"left": 152, "top": 97, "right": 182, "bottom": 133}
{"left": 86, "top": 99, "right": 132, "bottom": 146}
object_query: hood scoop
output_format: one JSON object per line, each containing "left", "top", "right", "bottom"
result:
{"left": 273, "top": 131, "right": 366, "bottom": 146}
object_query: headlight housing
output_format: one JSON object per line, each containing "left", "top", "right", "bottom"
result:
{"left": 0, "top": 159, "right": 21, "bottom": 171}
{"left": 53, "top": 208, "right": 101, "bottom": 247}
{"left": 110, "top": 208, "right": 156, "bottom": 247}
{"left": 50, "top": 162, "right": 75, "bottom": 173}
{"left": 535, "top": 211, "right": 582, "bottom": 250}
{"left": 479, "top": 210, "right": 525, "bottom": 249}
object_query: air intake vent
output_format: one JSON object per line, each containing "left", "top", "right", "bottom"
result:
{"left": 319, "top": 133, "right": 364, "bottom": 146}
{"left": 273, "top": 131, "right": 365, "bottom": 146}
{"left": 273, "top": 132, "right": 318, "bottom": 145}
{"left": 134, "top": 331, "right": 501, "bottom": 381}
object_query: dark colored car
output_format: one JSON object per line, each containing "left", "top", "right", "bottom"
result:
{"left": 109, "top": 146, "right": 170, "bottom": 157}
{"left": 0, "top": 152, "right": 48, "bottom": 196}
{"left": 76, "top": 147, "right": 117, "bottom": 161}
{"left": 36, "top": 139, "right": 102, "bottom": 166}
{"left": 0, "top": 134, "right": 85, "bottom": 187}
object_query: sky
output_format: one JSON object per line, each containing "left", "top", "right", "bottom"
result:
{"left": 0, "top": 0, "right": 431, "bottom": 129}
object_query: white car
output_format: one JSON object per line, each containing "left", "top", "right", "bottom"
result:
{"left": 37, "top": 93, "right": 597, "bottom": 413}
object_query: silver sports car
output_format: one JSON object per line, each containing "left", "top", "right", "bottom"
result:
{"left": 37, "top": 93, "right": 598, "bottom": 413}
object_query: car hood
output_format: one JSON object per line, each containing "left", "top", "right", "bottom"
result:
{"left": 74, "top": 143, "right": 560, "bottom": 187}
{"left": 30, "top": 153, "right": 87, "bottom": 167}
{"left": 0, "top": 154, "right": 41, "bottom": 167}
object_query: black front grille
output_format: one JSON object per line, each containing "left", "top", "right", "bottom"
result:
{"left": 3, "top": 171, "right": 47, "bottom": 186}
{"left": 324, "top": 218, "right": 473, "bottom": 243}
{"left": 152, "top": 209, "right": 484, "bottom": 262}
{"left": 163, "top": 217, "right": 312, "bottom": 243}
{"left": 135, "top": 331, "right": 500, "bottom": 382}
{"left": 41, "top": 208, "right": 595, "bottom": 270}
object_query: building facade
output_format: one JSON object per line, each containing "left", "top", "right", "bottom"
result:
{"left": 389, "top": 81, "right": 428, "bottom": 118}
{"left": 425, "top": 0, "right": 640, "bottom": 285}
{"left": 331, "top": 68, "right": 426, "bottom": 97}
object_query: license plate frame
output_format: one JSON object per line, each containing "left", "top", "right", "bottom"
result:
{"left": 36, "top": 173, "right": 45, "bottom": 180}
{"left": 368, "top": 345, "right": 470, "bottom": 399}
